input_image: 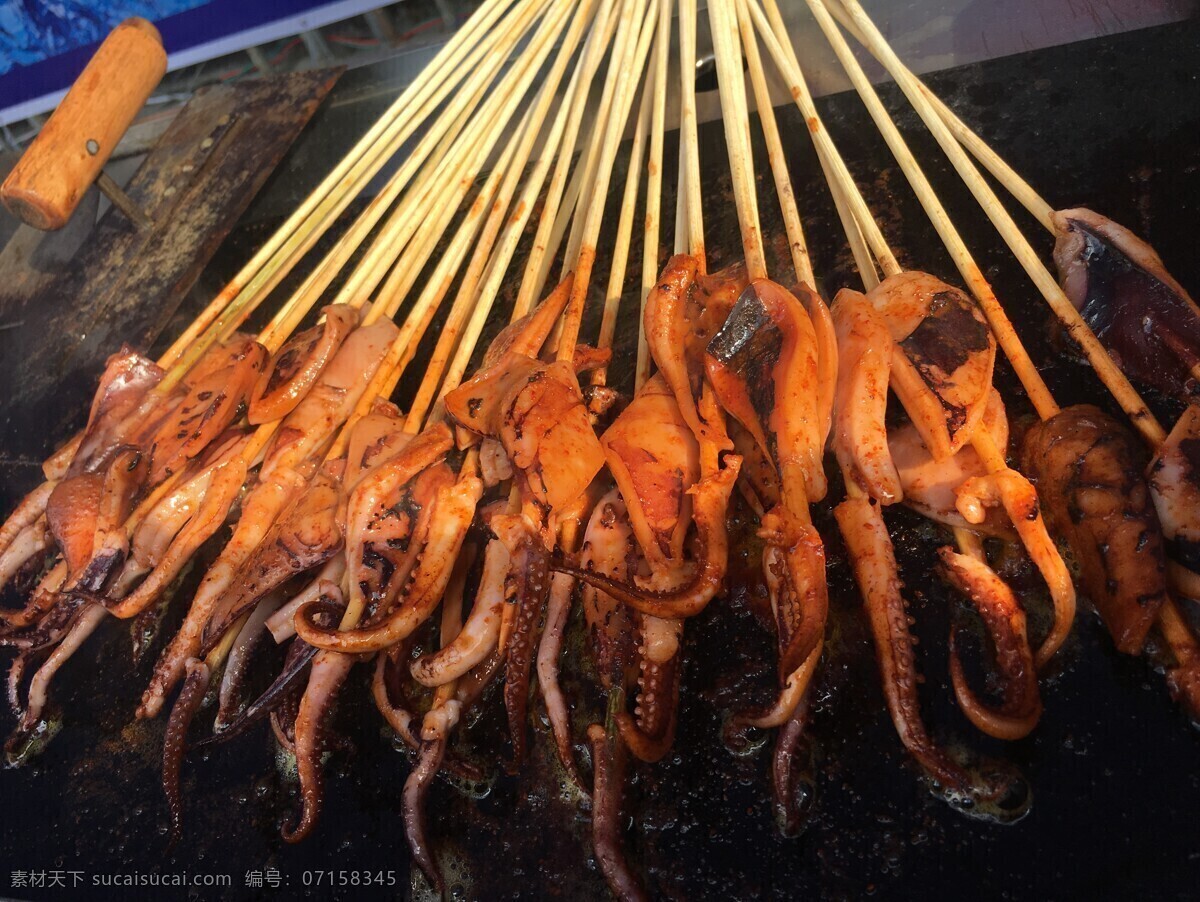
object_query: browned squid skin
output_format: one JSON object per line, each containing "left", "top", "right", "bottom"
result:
{"left": 706, "top": 279, "right": 827, "bottom": 504}
{"left": 483, "top": 273, "right": 575, "bottom": 366}
{"left": 1052, "top": 208, "right": 1200, "bottom": 399}
{"left": 939, "top": 549, "right": 1042, "bottom": 741}
{"left": 832, "top": 289, "right": 902, "bottom": 504}
{"left": 44, "top": 474, "right": 103, "bottom": 582}
{"left": 579, "top": 492, "right": 638, "bottom": 692}
{"left": 106, "top": 451, "right": 247, "bottom": 619}
{"left": 834, "top": 496, "right": 973, "bottom": 793}
{"left": 0, "top": 346, "right": 164, "bottom": 593}
{"left": 200, "top": 466, "right": 344, "bottom": 652}
{"left": 868, "top": 272, "right": 996, "bottom": 462}
{"left": 294, "top": 469, "right": 479, "bottom": 654}
{"left": 1148, "top": 405, "right": 1200, "bottom": 599}
{"left": 643, "top": 254, "right": 748, "bottom": 450}
{"left": 761, "top": 505, "right": 828, "bottom": 681}
{"left": 162, "top": 658, "right": 209, "bottom": 849}
{"left": 70, "top": 347, "right": 166, "bottom": 475}
{"left": 588, "top": 724, "right": 649, "bottom": 902}
{"left": 72, "top": 446, "right": 149, "bottom": 595}
{"left": 1019, "top": 405, "right": 1170, "bottom": 654}
{"left": 248, "top": 304, "right": 359, "bottom": 425}
{"left": 258, "top": 318, "right": 401, "bottom": 482}
{"left": 498, "top": 359, "right": 607, "bottom": 525}
{"left": 148, "top": 337, "right": 268, "bottom": 485}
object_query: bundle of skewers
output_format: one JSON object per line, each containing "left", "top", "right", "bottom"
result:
{"left": 2, "top": 0, "right": 1199, "bottom": 897}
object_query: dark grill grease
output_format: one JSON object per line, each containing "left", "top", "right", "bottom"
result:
{"left": 900, "top": 289, "right": 991, "bottom": 441}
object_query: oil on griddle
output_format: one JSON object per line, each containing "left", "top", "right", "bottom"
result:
{"left": 2, "top": 19, "right": 1200, "bottom": 902}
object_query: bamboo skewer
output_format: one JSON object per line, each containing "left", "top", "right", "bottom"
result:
{"left": 736, "top": 0, "right": 813, "bottom": 288}
{"left": 636, "top": 0, "right": 672, "bottom": 390}
{"left": 233, "top": 78, "right": 523, "bottom": 464}
{"left": 130, "top": 28, "right": 546, "bottom": 530}
{"left": 821, "top": 0, "right": 1055, "bottom": 233}
{"left": 324, "top": 2, "right": 594, "bottom": 458}
{"left": 304, "top": 45, "right": 590, "bottom": 642}
{"left": 556, "top": 0, "right": 659, "bottom": 362}
{"left": 434, "top": 12, "right": 618, "bottom": 416}
{"left": 407, "top": 0, "right": 603, "bottom": 428}
{"left": 743, "top": 0, "right": 899, "bottom": 280}
{"left": 322, "top": 87, "right": 488, "bottom": 317}
{"left": 346, "top": 0, "right": 577, "bottom": 325}
{"left": 709, "top": 0, "right": 766, "bottom": 279}
{"left": 735, "top": 0, "right": 863, "bottom": 511}
{"left": 562, "top": 0, "right": 651, "bottom": 275}
{"left": 593, "top": 77, "right": 655, "bottom": 386}
{"left": 705, "top": 0, "right": 827, "bottom": 728}
{"left": 155, "top": 0, "right": 527, "bottom": 372}
{"left": 826, "top": 0, "right": 1200, "bottom": 393}
{"left": 514, "top": 0, "right": 621, "bottom": 318}
{"left": 678, "top": 0, "right": 706, "bottom": 269}
{"left": 805, "top": 0, "right": 1060, "bottom": 422}
{"left": 820, "top": 0, "right": 1197, "bottom": 680}
{"left": 832, "top": 0, "right": 1164, "bottom": 446}
{"left": 753, "top": 0, "right": 1074, "bottom": 667}
{"left": 673, "top": 150, "right": 689, "bottom": 256}
{"left": 196, "top": 8, "right": 584, "bottom": 656}
{"left": 318, "top": 3, "right": 620, "bottom": 644}
{"left": 39, "top": 2, "right": 536, "bottom": 469}
{"left": 758, "top": 0, "right": 875, "bottom": 289}
{"left": 160, "top": 0, "right": 554, "bottom": 390}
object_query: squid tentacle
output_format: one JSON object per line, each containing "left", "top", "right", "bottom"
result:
{"left": 939, "top": 548, "right": 1042, "bottom": 741}
{"left": 282, "top": 650, "right": 353, "bottom": 843}
{"left": 163, "top": 659, "right": 210, "bottom": 849}
{"left": 588, "top": 724, "right": 650, "bottom": 902}
{"left": 550, "top": 462, "right": 740, "bottom": 619}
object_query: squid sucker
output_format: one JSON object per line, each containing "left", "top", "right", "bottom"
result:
{"left": 499, "top": 525, "right": 551, "bottom": 769}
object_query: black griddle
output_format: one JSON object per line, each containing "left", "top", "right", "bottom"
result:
{"left": 2, "top": 18, "right": 1200, "bottom": 902}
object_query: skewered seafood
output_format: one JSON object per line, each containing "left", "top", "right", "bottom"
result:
{"left": 248, "top": 304, "right": 359, "bottom": 424}
{"left": 1021, "top": 405, "right": 1171, "bottom": 654}
{"left": 7, "top": 0, "right": 1200, "bottom": 898}
{"left": 1148, "top": 405, "right": 1200, "bottom": 601}
{"left": 1052, "top": 208, "right": 1200, "bottom": 399}
{"left": 831, "top": 273, "right": 1046, "bottom": 759}
{"left": 706, "top": 277, "right": 829, "bottom": 713}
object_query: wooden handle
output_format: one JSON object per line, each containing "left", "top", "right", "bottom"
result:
{"left": 1, "top": 18, "right": 166, "bottom": 230}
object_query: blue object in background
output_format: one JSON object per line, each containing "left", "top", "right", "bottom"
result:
{"left": 0, "top": 0, "right": 383, "bottom": 123}
{"left": 0, "top": 1, "right": 208, "bottom": 74}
